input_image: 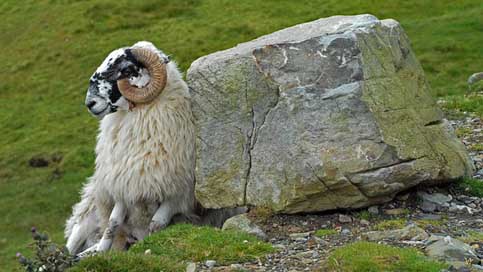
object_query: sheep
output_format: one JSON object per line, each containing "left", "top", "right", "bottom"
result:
{"left": 65, "top": 41, "right": 243, "bottom": 256}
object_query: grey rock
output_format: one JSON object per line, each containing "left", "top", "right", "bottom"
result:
{"left": 384, "top": 208, "right": 407, "bottom": 216}
{"left": 421, "top": 201, "right": 437, "bottom": 212}
{"left": 222, "top": 213, "right": 268, "bottom": 241}
{"left": 289, "top": 232, "right": 312, "bottom": 239}
{"left": 368, "top": 206, "right": 379, "bottom": 215}
{"left": 230, "top": 264, "right": 245, "bottom": 271}
{"left": 188, "top": 14, "right": 474, "bottom": 213}
{"left": 473, "top": 264, "right": 483, "bottom": 271}
{"left": 418, "top": 191, "right": 452, "bottom": 212}
{"left": 338, "top": 214, "right": 353, "bottom": 223}
{"left": 425, "top": 235, "right": 480, "bottom": 264}
{"left": 205, "top": 260, "right": 216, "bottom": 268}
{"left": 360, "top": 219, "right": 370, "bottom": 226}
{"left": 416, "top": 213, "right": 442, "bottom": 221}
{"left": 186, "top": 262, "right": 197, "bottom": 272}
{"left": 341, "top": 228, "right": 352, "bottom": 236}
{"left": 362, "top": 224, "right": 428, "bottom": 241}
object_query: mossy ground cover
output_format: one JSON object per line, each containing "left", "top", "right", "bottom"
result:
{"left": 69, "top": 224, "right": 273, "bottom": 272}
{"left": 455, "top": 178, "right": 483, "bottom": 197}
{"left": 314, "top": 228, "right": 338, "bottom": 238}
{"left": 323, "top": 241, "right": 447, "bottom": 272}
{"left": 0, "top": 0, "right": 481, "bottom": 270}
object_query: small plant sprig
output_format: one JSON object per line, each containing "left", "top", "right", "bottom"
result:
{"left": 17, "top": 227, "right": 76, "bottom": 272}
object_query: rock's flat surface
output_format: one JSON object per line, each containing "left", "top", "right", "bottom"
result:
{"left": 188, "top": 14, "right": 474, "bottom": 213}
{"left": 425, "top": 235, "right": 480, "bottom": 264}
{"left": 222, "top": 213, "right": 267, "bottom": 241}
{"left": 362, "top": 224, "right": 429, "bottom": 242}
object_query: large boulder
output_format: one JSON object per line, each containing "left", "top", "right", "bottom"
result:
{"left": 187, "top": 14, "right": 474, "bottom": 213}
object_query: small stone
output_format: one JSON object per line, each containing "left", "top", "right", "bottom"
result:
{"left": 230, "top": 264, "right": 244, "bottom": 270}
{"left": 360, "top": 219, "right": 370, "bottom": 226}
{"left": 468, "top": 203, "right": 477, "bottom": 209}
{"left": 338, "top": 214, "right": 352, "bottom": 223}
{"left": 384, "top": 208, "right": 407, "bottom": 215}
{"left": 420, "top": 201, "right": 437, "bottom": 213}
{"left": 362, "top": 224, "right": 428, "bottom": 241}
{"left": 416, "top": 213, "right": 442, "bottom": 221}
{"left": 289, "top": 232, "right": 311, "bottom": 239}
{"left": 273, "top": 244, "right": 286, "bottom": 250}
{"left": 368, "top": 206, "right": 379, "bottom": 215}
{"left": 186, "top": 262, "right": 197, "bottom": 272}
{"left": 396, "top": 193, "right": 410, "bottom": 201}
{"left": 341, "top": 228, "right": 351, "bottom": 236}
{"left": 144, "top": 249, "right": 151, "bottom": 255}
{"left": 222, "top": 213, "right": 268, "bottom": 241}
{"left": 425, "top": 235, "right": 479, "bottom": 264}
{"left": 205, "top": 260, "right": 216, "bottom": 268}
{"left": 472, "top": 264, "right": 483, "bottom": 271}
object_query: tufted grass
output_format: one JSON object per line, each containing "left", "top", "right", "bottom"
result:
{"left": 0, "top": 0, "right": 481, "bottom": 270}
{"left": 323, "top": 241, "right": 448, "bottom": 272}
{"left": 455, "top": 178, "right": 483, "bottom": 197}
{"left": 68, "top": 224, "right": 273, "bottom": 272}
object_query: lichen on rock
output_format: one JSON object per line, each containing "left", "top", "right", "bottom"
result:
{"left": 187, "top": 14, "right": 474, "bottom": 213}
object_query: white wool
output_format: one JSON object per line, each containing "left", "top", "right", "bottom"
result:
{"left": 65, "top": 43, "right": 196, "bottom": 253}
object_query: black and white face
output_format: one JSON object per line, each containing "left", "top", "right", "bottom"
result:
{"left": 85, "top": 48, "right": 151, "bottom": 119}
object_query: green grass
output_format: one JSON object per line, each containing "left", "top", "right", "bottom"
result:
{"left": 0, "top": 0, "right": 481, "bottom": 270}
{"left": 460, "top": 230, "right": 483, "bottom": 244}
{"left": 373, "top": 218, "right": 446, "bottom": 231}
{"left": 324, "top": 241, "right": 447, "bottom": 272}
{"left": 373, "top": 219, "right": 407, "bottom": 231}
{"left": 68, "top": 252, "right": 185, "bottom": 272}
{"left": 69, "top": 224, "right": 273, "bottom": 272}
{"left": 455, "top": 178, "right": 483, "bottom": 197}
{"left": 315, "top": 228, "right": 338, "bottom": 238}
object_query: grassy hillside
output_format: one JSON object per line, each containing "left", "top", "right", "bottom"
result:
{"left": 0, "top": 0, "right": 481, "bottom": 270}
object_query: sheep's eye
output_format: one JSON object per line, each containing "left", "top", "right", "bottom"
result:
{"left": 120, "top": 65, "right": 136, "bottom": 77}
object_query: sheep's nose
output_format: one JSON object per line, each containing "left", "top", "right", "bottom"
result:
{"left": 86, "top": 100, "right": 97, "bottom": 110}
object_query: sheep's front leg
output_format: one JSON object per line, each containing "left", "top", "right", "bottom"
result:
{"left": 97, "top": 202, "right": 127, "bottom": 252}
{"left": 149, "top": 200, "right": 177, "bottom": 234}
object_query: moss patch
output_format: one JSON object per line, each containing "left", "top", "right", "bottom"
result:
{"left": 460, "top": 230, "right": 483, "bottom": 244}
{"left": 69, "top": 252, "right": 184, "bottom": 272}
{"left": 71, "top": 224, "right": 273, "bottom": 272}
{"left": 455, "top": 178, "right": 483, "bottom": 197}
{"left": 323, "top": 241, "right": 447, "bottom": 272}
{"left": 314, "top": 229, "right": 338, "bottom": 238}
{"left": 131, "top": 224, "right": 273, "bottom": 264}
{"left": 373, "top": 219, "right": 407, "bottom": 231}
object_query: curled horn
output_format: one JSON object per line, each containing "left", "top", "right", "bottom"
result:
{"left": 117, "top": 48, "right": 167, "bottom": 104}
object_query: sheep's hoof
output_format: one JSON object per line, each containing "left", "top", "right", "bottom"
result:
{"left": 76, "top": 243, "right": 99, "bottom": 259}
{"left": 149, "top": 220, "right": 168, "bottom": 234}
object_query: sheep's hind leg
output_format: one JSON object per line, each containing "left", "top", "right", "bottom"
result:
{"left": 76, "top": 242, "right": 99, "bottom": 259}
{"left": 97, "top": 202, "right": 127, "bottom": 252}
{"left": 149, "top": 199, "right": 178, "bottom": 234}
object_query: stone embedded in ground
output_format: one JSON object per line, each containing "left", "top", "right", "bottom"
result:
{"left": 338, "top": 214, "right": 352, "bottom": 223}
{"left": 205, "top": 260, "right": 216, "bottom": 268}
{"left": 425, "top": 235, "right": 480, "bottom": 265}
{"left": 418, "top": 191, "right": 452, "bottom": 212}
{"left": 188, "top": 14, "right": 474, "bottom": 213}
{"left": 368, "top": 206, "right": 380, "bottom": 215}
{"left": 384, "top": 208, "right": 407, "bottom": 215}
{"left": 222, "top": 213, "right": 268, "bottom": 241}
{"left": 186, "top": 262, "right": 197, "bottom": 272}
{"left": 362, "top": 224, "right": 429, "bottom": 241}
